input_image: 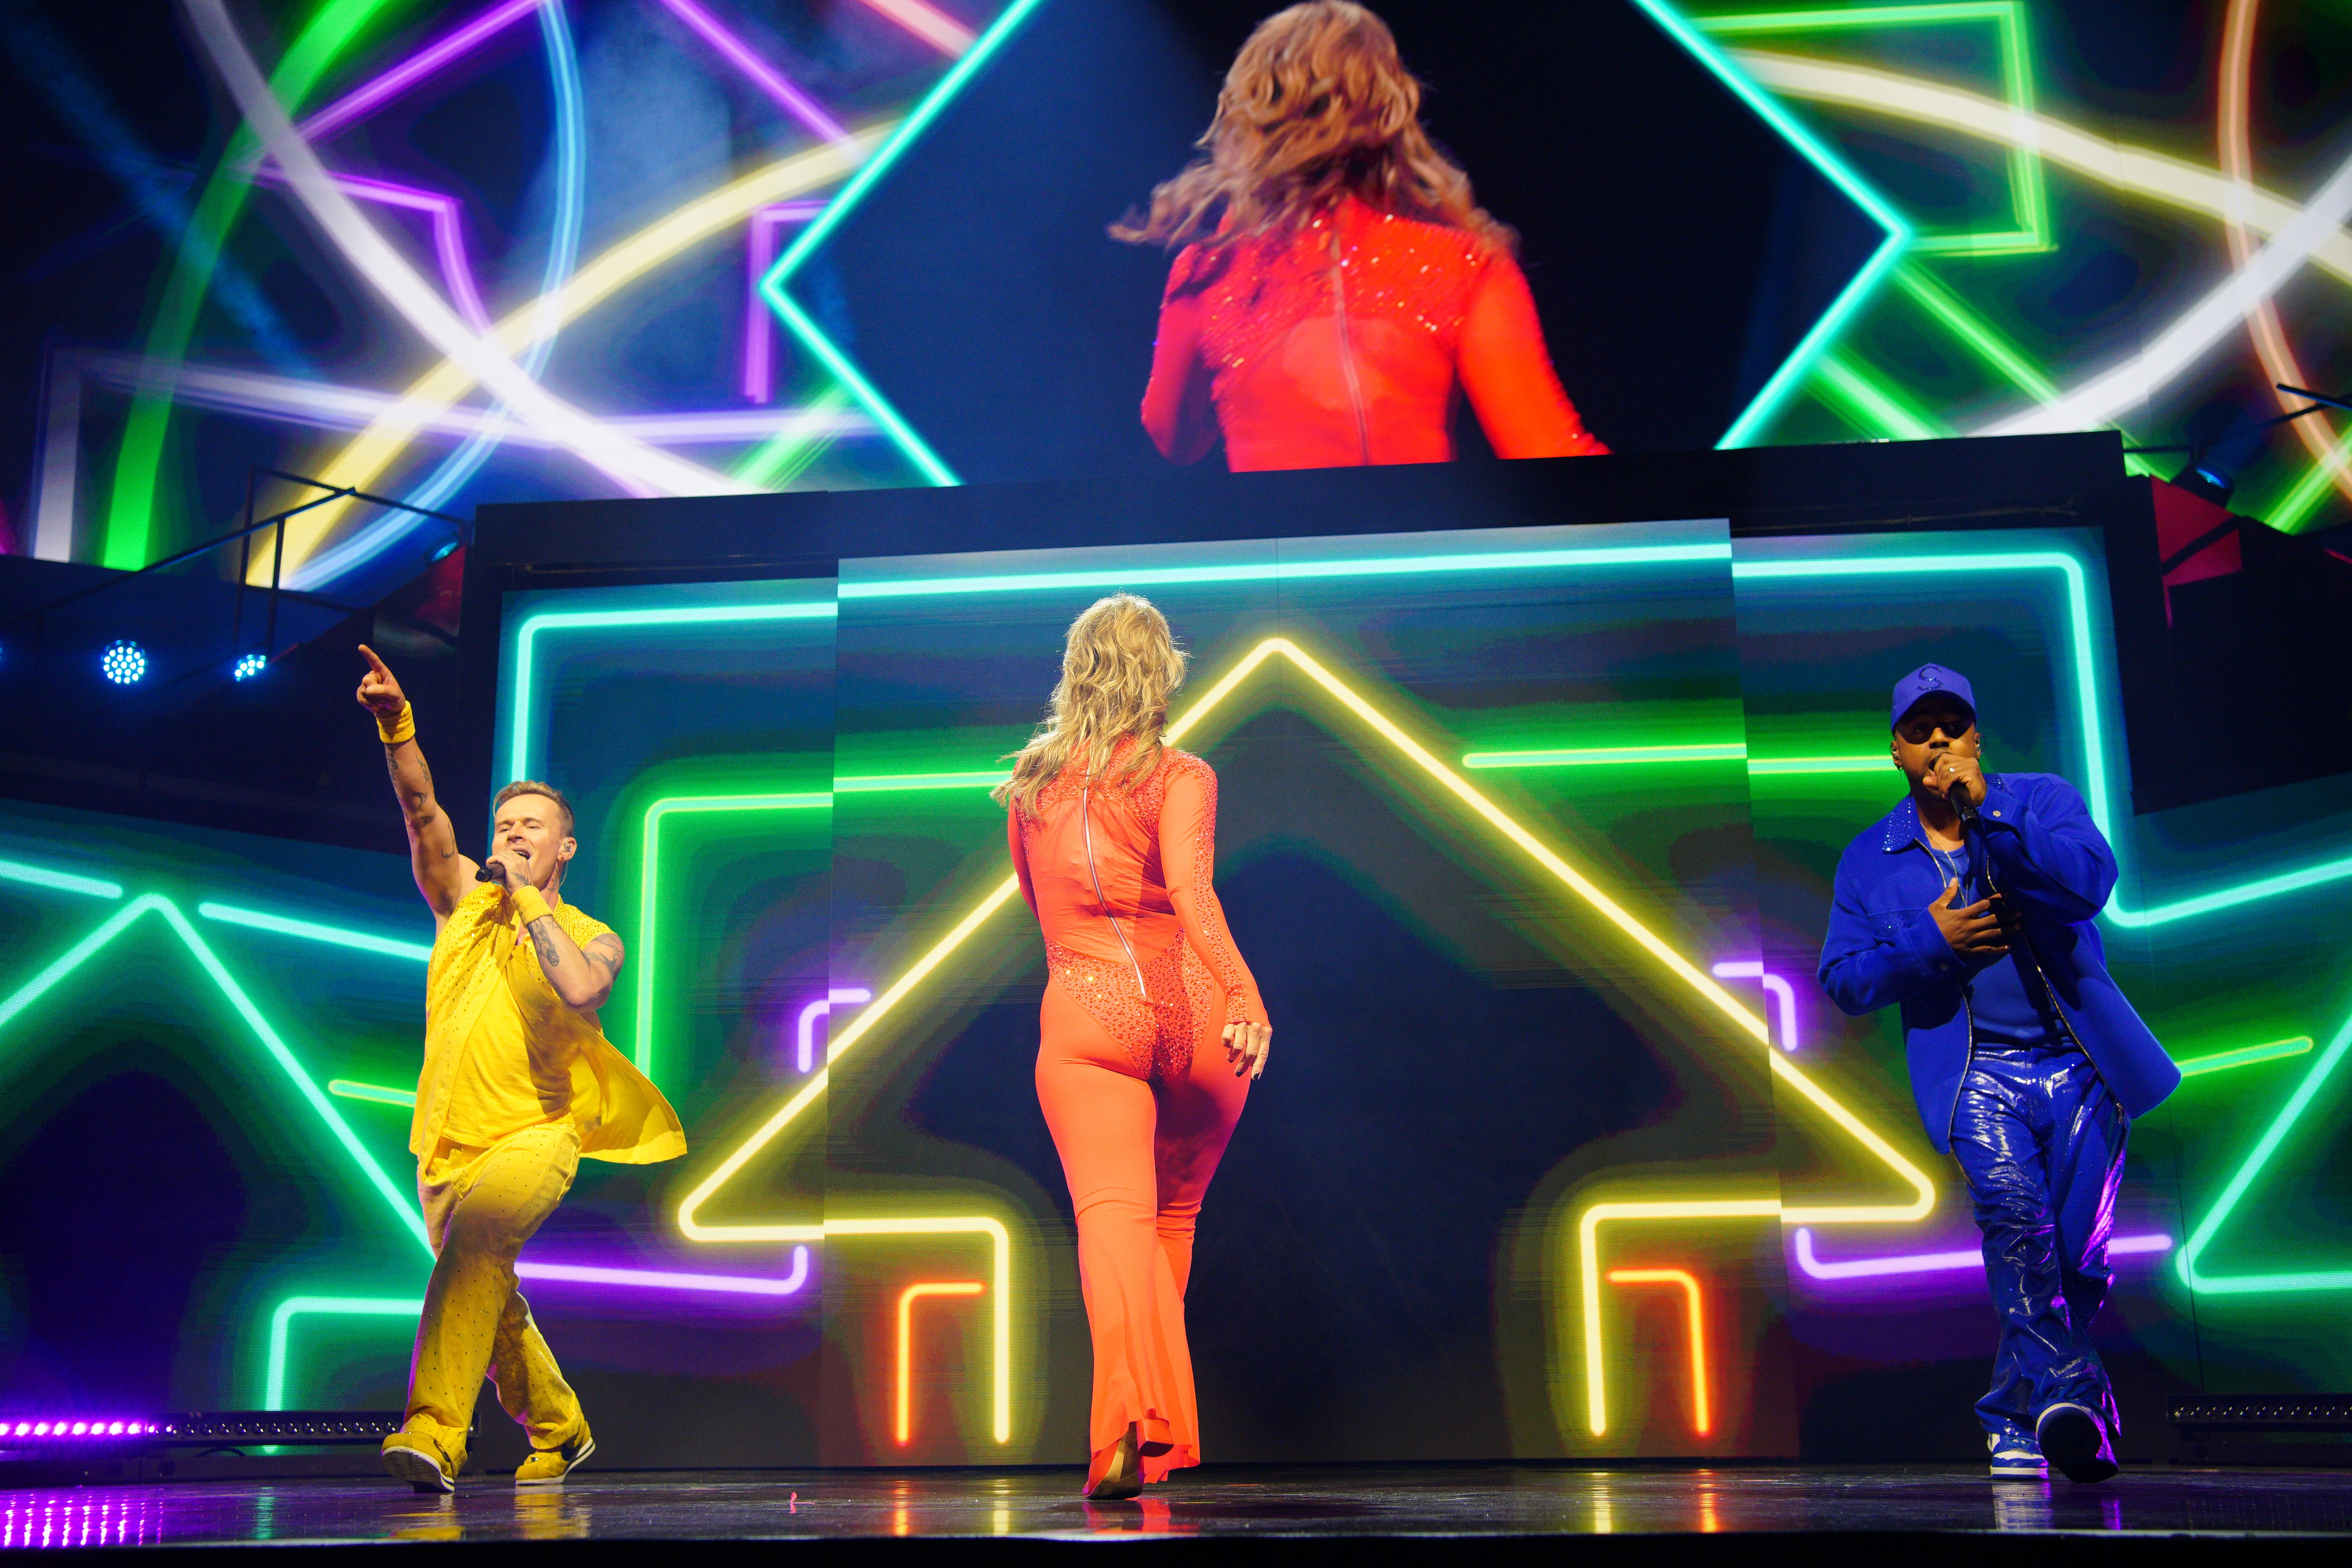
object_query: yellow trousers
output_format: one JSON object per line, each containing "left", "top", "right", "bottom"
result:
{"left": 400, "top": 1123, "right": 584, "bottom": 1465}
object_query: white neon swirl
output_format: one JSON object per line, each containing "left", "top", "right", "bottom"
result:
{"left": 181, "top": 0, "right": 757, "bottom": 502}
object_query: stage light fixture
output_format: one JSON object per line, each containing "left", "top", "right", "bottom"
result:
{"left": 232, "top": 652, "right": 268, "bottom": 682}
{"left": 99, "top": 640, "right": 146, "bottom": 685}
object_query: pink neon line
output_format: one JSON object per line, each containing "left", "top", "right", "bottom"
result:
{"left": 517, "top": 1245, "right": 809, "bottom": 1298}
{"left": 1791, "top": 1227, "right": 2173, "bottom": 1282}
{"left": 1711, "top": 960, "right": 1800, "bottom": 1051}
{"left": 796, "top": 986, "right": 872, "bottom": 1073}
{"left": 658, "top": 0, "right": 853, "bottom": 145}
{"left": 856, "top": 0, "right": 976, "bottom": 56}
{"left": 743, "top": 200, "right": 826, "bottom": 402}
{"left": 295, "top": 0, "right": 545, "bottom": 146}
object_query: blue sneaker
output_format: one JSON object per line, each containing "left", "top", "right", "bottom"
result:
{"left": 1988, "top": 1428, "right": 2047, "bottom": 1479}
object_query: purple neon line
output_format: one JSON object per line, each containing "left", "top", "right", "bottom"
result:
{"left": 798, "top": 987, "right": 873, "bottom": 1073}
{"left": 293, "top": 0, "right": 545, "bottom": 147}
{"left": 516, "top": 1244, "right": 809, "bottom": 1298}
{"left": 254, "top": 168, "right": 493, "bottom": 330}
{"left": 743, "top": 202, "right": 825, "bottom": 402}
{"left": 658, "top": 0, "right": 853, "bottom": 145}
{"left": 1712, "top": 959, "right": 1799, "bottom": 1050}
{"left": 1791, "top": 1227, "right": 2173, "bottom": 1282}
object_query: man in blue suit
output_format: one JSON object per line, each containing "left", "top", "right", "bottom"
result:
{"left": 1820, "top": 664, "right": 2178, "bottom": 1484}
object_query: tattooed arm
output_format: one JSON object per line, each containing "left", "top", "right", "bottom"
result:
{"left": 357, "top": 644, "right": 477, "bottom": 925}
{"left": 520, "top": 918, "right": 623, "bottom": 1013}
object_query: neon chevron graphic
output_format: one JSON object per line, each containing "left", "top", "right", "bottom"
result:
{"left": 896, "top": 1281, "right": 986, "bottom": 1445}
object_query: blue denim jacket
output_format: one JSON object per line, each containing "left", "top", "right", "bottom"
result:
{"left": 1818, "top": 771, "right": 2179, "bottom": 1148}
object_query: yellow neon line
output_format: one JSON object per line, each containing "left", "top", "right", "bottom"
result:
{"left": 1606, "top": 1268, "right": 1711, "bottom": 1436}
{"left": 267, "top": 128, "right": 889, "bottom": 578}
{"left": 671, "top": 634, "right": 1931, "bottom": 1451}
{"left": 896, "top": 1281, "right": 986, "bottom": 1445}
{"left": 1735, "top": 52, "right": 2352, "bottom": 286}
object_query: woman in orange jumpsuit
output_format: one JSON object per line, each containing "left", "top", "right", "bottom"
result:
{"left": 1117, "top": 2, "right": 1609, "bottom": 471}
{"left": 996, "top": 594, "right": 1274, "bottom": 1500}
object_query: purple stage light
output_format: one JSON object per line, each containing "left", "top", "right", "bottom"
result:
{"left": 1791, "top": 1227, "right": 2174, "bottom": 1284}
{"left": 797, "top": 987, "right": 873, "bottom": 1073}
{"left": 658, "top": 0, "right": 853, "bottom": 146}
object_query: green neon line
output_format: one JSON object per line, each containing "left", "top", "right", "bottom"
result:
{"left": 0, "top": 857, "right": 123, "bottom": 900}
{"left": 507, "top": 601, "right": 839, "bottom": 782}
{"left": 759, "top": 0, "right": 1052, "bottom": 488}
{"left": 731, "top": 382, "right": 856, "bottom": 488}
{"left": 2266, "top": 427, "right": 2352, "bottom": 534}
{"left": 197, "top": 902, "right": 431, "bottom": 962}
{"left": 103, "top": 0, "right": 411, "bottom": 567}
{"left": 635, "top": 793, "right": 832, "bottom": 1079}
{"left": 1634, "top": 2, "right": 1910, "bottom": 448}
{"left": 2175, "top": 1036, "right": 2315, "bottom": 1079}
{"left": 842, "top": 543, "right": 1732, "bottom": 600}
{"left": 1745, "top": 755, "right": 1893, "bottom": 775}
{"left": 1893, "top": 266, "right": 2062, "bottom": 402}
{"left": 833, "top": 771, "right": 1011, "bottom": 791}
{"left": 1699, "top": 2, "right": 2049, "bottom": 255}
{"left": 266, "top": 1295, "right": 418, "bottom": 1409}
{"left": 1814, "top": 352, "right": 1948, "bottom": 440}
{"left": 2178, "top": 1008, "right": 2352, "bottom": 1295}
{"left": 1463, "top": 745, "right": 1748, "bottom": 768}
{"left": 0, "top": 895, "right": 428, "bottom": 1252}
{"left": 327, "top": 1079, "right": 417, "bottom": 1107}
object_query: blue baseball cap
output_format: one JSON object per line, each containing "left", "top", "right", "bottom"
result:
{"left": 1890, "top": 664, "right": 1977, "bottom": 730}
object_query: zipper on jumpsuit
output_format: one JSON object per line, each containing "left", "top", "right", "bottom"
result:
{"left": 1327, "top": 230, "right": 1374, "bottom": 465}
{"left": 1080, "top": 778, "right": 1150, "bottom": 1000}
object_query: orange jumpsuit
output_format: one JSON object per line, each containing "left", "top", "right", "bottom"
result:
{"left": 1007, "top": 742, "right": 1266, "bottom": 1488}
{"left": 1141, "top": 194, "right": 1609, "bottom": 470}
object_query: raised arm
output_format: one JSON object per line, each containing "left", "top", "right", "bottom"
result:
{"left": 1157, "top": 758, "right": 1270, "bottom": 1078}
{"left": 1457, "top": 250, "right": 1609, "bottom": 460}
{"left": 357, "top": 645, "right": 475, "bottom": 925}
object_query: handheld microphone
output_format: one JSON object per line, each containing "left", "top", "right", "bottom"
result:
{"left": 1951, "top": 773, "right": 1981, "bottom": 830}
{"left": 475, "top": 861, "right": 504, "bottom": 884}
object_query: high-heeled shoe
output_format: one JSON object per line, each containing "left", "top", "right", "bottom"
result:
{"left": 1083, "top": 1424, "right": 1143, "bottom": 1500}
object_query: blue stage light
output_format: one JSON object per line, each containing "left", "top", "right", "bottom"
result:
{"left": 100, "top": 639, "right": 147, "bottom": 685}
{"left": 233, "top": 652, "right": 268, "bottom": 682}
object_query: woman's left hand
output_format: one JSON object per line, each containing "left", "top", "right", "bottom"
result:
{"left": 1223, "top": 1019, "right": 1271, "bottom": 1080}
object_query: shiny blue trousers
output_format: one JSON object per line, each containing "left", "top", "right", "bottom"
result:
{"left": 1952, "top": 1044, "right": 2126, "bottom": 1453}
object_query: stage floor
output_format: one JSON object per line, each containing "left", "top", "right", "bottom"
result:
{"left": 9, "top": 1464, "right": 2352, "bottom": 1550}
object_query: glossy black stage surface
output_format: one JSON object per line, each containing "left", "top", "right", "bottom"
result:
{"left": 9, "top": 1465, "right": 2352, "bottom": 1555}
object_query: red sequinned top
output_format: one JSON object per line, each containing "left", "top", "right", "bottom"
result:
{"left": 1007, "top": 742, "right": 1266, "bottom": 1076}
{"left": 1140, "top": 196, "right": 1609, "bottom": 471}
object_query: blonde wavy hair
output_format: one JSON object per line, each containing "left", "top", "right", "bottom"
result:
{"left": 1110, "top": 2, "right": 1509, "bottom": 253}
{"left": 994, "top": 595, "right": 1190, "bottom": 815}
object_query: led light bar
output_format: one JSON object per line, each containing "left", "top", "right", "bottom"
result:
{"left": 0, "top": 1411, "right": 411, "bottom": 1448}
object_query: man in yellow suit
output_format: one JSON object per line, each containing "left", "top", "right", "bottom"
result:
{"left": 357, "top": 646, "right": 685, "bottom": 1492}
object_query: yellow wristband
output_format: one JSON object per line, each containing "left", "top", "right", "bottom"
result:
{"left": 510, "top": 885, "right": 552, "bottom": 925}
{"left": 376, "top": 703, "right": 416, "bottom": 745}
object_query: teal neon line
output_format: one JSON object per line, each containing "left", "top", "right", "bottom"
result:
{"left": 507, "top": 602, "right": 838, "bottom": 782}
{"left": 759, "top": 0, "right": 1052, "bottom": 486}
{"left": 266, "top": 1295, "right": 418, "bottom": 1409}
{"left": 1634, "top": 1, "right": 1911, "bottom": 448}
{"left": 2177, "top": 1009, "right": 2352, "bottom": 1295}
{"left": 0, "top": 857, "right": 123, "bottom": 900}
{"left": 0, "top": 894, "right": 428, "bottom": 1253}
{"left": 834, "top": 772, "right": 1009, "bottom": 791}
{"left": 1463, "top": 745, "right": 1748, "bottom": 768}
{"left": 198, "top": 902, "right": 432, "bottom": 963}
{"left": 634, "top": 792, "right": 832, "bottom": 1079}
{"left": 1746, "top": 756, "right": 1891, "bottom": 776}
{"left": 841, "top": 543, "right": 1732, "bottom": 600}
{"left": 328, "top": 1079, "right": 418, "bottom": 1107}
{"left": 2176, "top": 1036, "right": 2314, "bottom": 1079}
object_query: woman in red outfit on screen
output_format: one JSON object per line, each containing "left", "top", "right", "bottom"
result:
{"left": 1116, "top": 1, "right": 1608, "bottom": 470}
{"left": 995, "top": 595, "right": 1273, "bottom": 1501}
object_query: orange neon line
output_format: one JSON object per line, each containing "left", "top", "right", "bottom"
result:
{"left": 895, "top": 1280, "right": 984, "bottom": 1446}
{"left": 1606, "top": 1268, "right": 1712, "bottom": 1436}
{"left": 2221, "top": 0, "right": 2352, "bottom": 504}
